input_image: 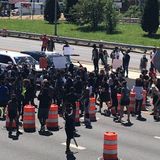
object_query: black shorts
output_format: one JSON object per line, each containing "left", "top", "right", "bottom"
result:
{"left": 120, "top": 99, "right": 130, "bottom": 106}
{"left": 65, "top": 128, "right": 74, "bottom": 139}
{"left": 38, "top": 108, "right": 49, "bottom": 119}
{"left": 8, "top": 112, "right": 17, "bottom": 119}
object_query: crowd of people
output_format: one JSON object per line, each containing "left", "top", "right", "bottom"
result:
{"left": 0, "top": 43, "right": 159, "bottom": 153}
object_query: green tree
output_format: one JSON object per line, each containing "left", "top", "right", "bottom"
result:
{"left": 64, "top": 0, "right": 78, "bottom": 21}
{"left": 73, "top": 0, "right": 104, "bottom": 29}
{"left": 141, "top": 0, "right": 159, "bottom": 36}
{"left": 124, "top": 5, "right": 142, "bottom": 18}
{"left": 103, "top": 0, "right": 118, "bottom": 34}
{"left": 44, "top": 0, "right": 61, "bottom": 24}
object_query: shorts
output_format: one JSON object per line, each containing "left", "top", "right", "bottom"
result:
{"left": 65, "top": 128, "right": 74, "bottom": 139}
{"left": 38, "top": 108, "right": 49, "bottom": 119}
{"left": 120, "top": 99, "right": 130, "bottom": 106}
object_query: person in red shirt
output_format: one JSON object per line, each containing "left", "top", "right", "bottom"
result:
{"left": 40, "top": 35, "right": 48, "bottom": 51}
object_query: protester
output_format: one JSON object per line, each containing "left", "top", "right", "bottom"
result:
{"left": 92, "top": 44, "right": 99, "bottom": 74}
{"left": 40, "top": 34, "right": 48, "bottom": 51}
{"left": 140, "top": 54, "right": 148, "bottom": 72}
{"left": 99, "top": 44, "right": 105, "bottom": 65}
{"left": 110, "top": 47, "right": 120, "bottom": 64}
{"left": 8, "top": 94, "right": 20, "bottom": 137}
{"left": 122, "top": 49, "right": 130, "bottom": 78}
{"left": 150, "top": 48, "right": 157, "bottom": 70}
{"left": 64, "top": 104, "right": 75, "bottom": 154}
{"left": 38, "top": 79, "right": 52, "bottom": 133}
{"left": 47, "top": 37, "right": 55, "bottom": 51}
{"left": 118, "top": 81, "right": 131, "bottom": 124}
{"left": 0, "top": 80, "right": 9, "bottom": 119}
{"left": 98, "top": 77, "right": 111, "bottom": 115}
{"left": 81, "top": 87, "right": 92, "bottom": 128}
{"left": 132, "top": 78, "right": 144, "bottom": 120}
{"left": 103, "top": 50, "right": 109, "bottom": 65}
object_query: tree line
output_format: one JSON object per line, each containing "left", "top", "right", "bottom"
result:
{"left": 44, "top": 0, "right": 159, "bottom": 36}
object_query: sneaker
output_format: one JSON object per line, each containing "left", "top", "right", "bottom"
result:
{"left": 16, "top": 131, "right": 23, "bottom": 135}
{"left": 74, "top": 133, "right": 80, "bottom": 137}
{"left": 137, "top": 116, "right": 142, "bottom": 120}
{"left": 127, "top": 119, "right": 132, "bottom": 124}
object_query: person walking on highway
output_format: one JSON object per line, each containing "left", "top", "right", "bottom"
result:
{"left": 118, "top": 81, "right": 131, "bottom": 124}
{"left": 150, "top": 48, "right": 157, "bottom": 70}
{"left": 47, "top": 37, "right": 55, "bottom": 51}
{"left": 8, "top": 94, "right": 20, "bottom": 138}
{"left": 92, "top": 44, "right": 99, "bottom": 74}
{"left": 0, "top": 80, "right": 9, "bottom": 119}
{"left": 40, "top": 34, "right": 48, "bottom": 51}
{"left": 110, "top": 47, "right": 120, "bottom": 64}
{"left": 140, "top": 54, "right": 148, "bottom": 72}
{"left": 64, "top": 104, "right": 75, "bottom": 154}
{"left": 103, "top": 50, "right": 109, "bottom": 65}
{"left": 38, "top": 79, "right": 52, "bottom": 133}
{"left": 122, "top": 49, "right": 130, "bottom": 78}
{"left": 132, "top": 78, "right": 144, "bottom": 120}
{"left": 99, "top": 44, "right": 105, "bottom": 65}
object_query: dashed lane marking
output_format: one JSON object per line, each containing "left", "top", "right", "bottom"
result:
{"left": 61, "top": 142, "right": 86, "bottom": 150}
{"left": 154, "top": 136, "right": 160, "bottom": 140}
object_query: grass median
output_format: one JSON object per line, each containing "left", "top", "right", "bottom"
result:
{"left": 0, "top": 19, "right": 160, "bottom": 47}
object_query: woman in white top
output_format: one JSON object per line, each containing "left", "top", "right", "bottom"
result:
{"left": 132, "top": 78, "right": 144, "bottom": 120}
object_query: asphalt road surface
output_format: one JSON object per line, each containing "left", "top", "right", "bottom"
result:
{"left": 0, "top": 103, "right": 160, "bottom": 160}
{"left": 0, "top": 36, "right": 151, "bottom": 71}
{"left": 0, "top": 37, "right": 160, "bottom": 160}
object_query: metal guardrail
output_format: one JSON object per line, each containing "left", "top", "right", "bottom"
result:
{"left": 0, "top": 29, "right": 159, "bottom": 53}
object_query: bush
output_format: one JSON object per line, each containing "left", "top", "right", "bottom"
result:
{"left": 124, "top": 5, "right": 142, "bottom": 18}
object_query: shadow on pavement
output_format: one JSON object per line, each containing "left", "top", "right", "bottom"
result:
{"left": 66, "top": 152, "right": 77, "bottom": 160}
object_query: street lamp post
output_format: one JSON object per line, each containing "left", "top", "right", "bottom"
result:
{"left": 54, "top": 0, "right": 57, "bottom": 36}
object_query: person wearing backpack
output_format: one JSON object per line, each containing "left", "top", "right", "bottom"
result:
{"left": 118, "top": 81, "right": 131, "bottom": 124}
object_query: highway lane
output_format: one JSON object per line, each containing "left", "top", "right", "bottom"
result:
{"left": 0, "top": 37, "right": 150, "bottom": 71}
{"left": 0, "top": 37, "right": 159, "bottom": 160}
{"left": 0, "top": 109, "right": 160, "bottom": 160}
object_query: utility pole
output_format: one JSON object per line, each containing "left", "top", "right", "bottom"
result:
{"left": 54, "top": 0, "right": 57, "bottom": 36}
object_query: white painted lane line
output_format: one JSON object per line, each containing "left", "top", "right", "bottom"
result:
{"left": 154, "top": 136, "right": 160, "bottom": 140}
{"left": 61, "top": 142, "right": 86, "bottom": 150}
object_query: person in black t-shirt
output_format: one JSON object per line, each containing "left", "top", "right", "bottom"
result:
{"left": 92, "top": 44, "right": 99, "bottom": 74}
{"left": 8, "top": 94, "right": 20, "bottom": 137}
{"left": 64, "top": 104, "right": 75, "bottom": 154}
